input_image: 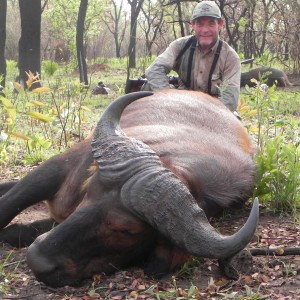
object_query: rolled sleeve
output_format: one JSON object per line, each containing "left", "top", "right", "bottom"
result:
{"left": 219, "top": 52, "right": 241, "bottom": 111}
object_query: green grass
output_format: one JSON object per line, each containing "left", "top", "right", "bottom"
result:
{"left": 0, "top": 250, "right": 28, "bottom": 296}
{"left": 274, "top": 90, "right": 300, "bottom": 116}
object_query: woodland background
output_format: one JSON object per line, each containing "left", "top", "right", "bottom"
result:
{"left": 0, "top": 0, "right": 299, "bottom": 89}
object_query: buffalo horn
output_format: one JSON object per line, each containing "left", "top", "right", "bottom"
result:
{"left": 91, "top": 91, "right": 259, "bottom": 259}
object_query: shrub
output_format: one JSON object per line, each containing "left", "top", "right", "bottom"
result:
{"left": 0, "top": 71, "right": 92, "bottom": 166}
{"left": 240, "top": 76, "right": 300, "bottom": 219}
{"left": 42, "top": 60, "right": 59, "bottom": 76}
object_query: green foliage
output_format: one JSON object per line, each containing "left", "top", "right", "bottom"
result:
{"left": 0, "top": 251, "right": 13, "bottom": 295}
{"left": 237, "top": 17, "right": 249, "bottom": 29}
{"left": 0, "top": 96, "right": 17, "bottom": 164}
{"left": 5, "top": 60, "right": 17, "bottom": 74}
{"left": 42, "top": 60, "right": 59, "bottom": 76}
{"left": 240, "top": 76, "right": 300, "bottom": 218}
{"left": 251, "top": 50, "right": 276, "bottom": 68}
{"left": 43, "top": 0, "right": 105, "bottom": 57}
{"left": 0, "top": 251, "right": 26, "bottom": 296}
{"left": 273, "top": 90, "right": 300, "bottom": 117}
{"left": 101, "top": 57, "right": 127, "bottom": 70}
{"left": 0, "top": 71, "right": 94, "bottom": 166}
{"left": 255, "top": 136, "right": 300, "bottom": 214}
{"left": 176, "top": 257, "right": 203, "bottom": 278}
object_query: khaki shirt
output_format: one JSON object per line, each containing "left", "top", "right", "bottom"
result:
{"left": 145, "top": 36, "right": 241, "bottom": 111}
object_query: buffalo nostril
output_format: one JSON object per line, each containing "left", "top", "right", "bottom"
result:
{"left": 27, "top": 242, "right": 55, "bottom": 275}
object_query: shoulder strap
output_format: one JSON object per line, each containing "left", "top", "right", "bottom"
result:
{"left": 186, "top": 37, "right": 197, "bottom": 88}
{"left": 175, "top": 35, "right": 197, "bottom": 89}
{"left": 207, "top": 40, "right": 223, "bottom": 95}
{"left": 175, "top": 35, "right": 197, "bottom": 64}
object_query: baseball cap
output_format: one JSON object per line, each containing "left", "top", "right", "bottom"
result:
{"left": 191, "top": 1, "right": 221, "bottom": 20}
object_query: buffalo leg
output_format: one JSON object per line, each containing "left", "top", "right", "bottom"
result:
{"left": 0, "top": 181, "right": 18, "bottom": 197}
{"left": 0, "top": 218, "right": 58, "bottom": 248}
{"left": 0, "top": 158, "right": 67, "bottom": 229}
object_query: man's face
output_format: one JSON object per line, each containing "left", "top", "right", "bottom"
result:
{"left": 192, "top": 17, "right": 224, "bottom": 50}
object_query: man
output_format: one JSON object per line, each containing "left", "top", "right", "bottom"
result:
{"left": 144, "top": 1, "right": 241, "bottom": 112}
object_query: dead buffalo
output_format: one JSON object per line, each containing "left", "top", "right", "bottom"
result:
{"left": 0, "top": 90, "right": 259, "bottom": 287}
{"left": 241, "top": 67, "right": 293, "bottom": 87}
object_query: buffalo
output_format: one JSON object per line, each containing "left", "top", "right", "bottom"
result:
{"left": 0, "top": 90, "right": 259, "bottom": 287}
{"left": 241, "top": 67, "right": 293, "bottom": 87}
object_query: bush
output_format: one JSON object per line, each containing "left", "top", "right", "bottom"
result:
{"left": 0, "top": 71, "right": 92, "bottom": 166}
{"left": 42, "top": 60, "right": 59, "bottom": 76}
{"left": 240, "top": 77, "right": 300, "bottom": 219}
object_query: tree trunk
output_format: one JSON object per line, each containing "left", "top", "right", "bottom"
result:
{"left": 176, "top": 0, "right": 185, "bottom": 37}
{"left": 18, "top": 0, "right": 41, "bottom": 90}
{"left": 112, "top": 0, "right": 122, "bottom": 58}
{"left": 141, "top": 0, "right": 165, "bottom": 58}
{"left": 127, "top": 0, "right": 144, "bottom": 68}
{"left": 0, "top": 0, "right": 7, "bottom": 90}
{"left": 76, "top": 0, "right": 88, "bottom": 86}
{"left": 103, "top": 0, "right": 126, "bottom": 58}
{"left": 284, "top": 42, "right": 289, "bottom": 61}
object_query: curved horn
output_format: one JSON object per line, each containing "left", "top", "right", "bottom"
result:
{"left": 92, "top": 91, "right": 156, "bottom": 185}
{"left": 92, "top": 91, "right": 153, "bottom": 141}
{"left": 91, "top": 91, "right": 259, "bottom": 259}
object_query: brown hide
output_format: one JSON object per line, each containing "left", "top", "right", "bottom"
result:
{"left": 48, "top": 90, "right": 254, "bottom": 221}
{"left": 46, "top": 139, "right": 93, "bottom": 223}
{"left": 241, "top": 67, "right": 293, "bottom": 87}
{"left": 119, "top": 91, "right": 255, "bottom": 215}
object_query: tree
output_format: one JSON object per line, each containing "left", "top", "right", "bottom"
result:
{"left": 140, "top": 0, "right": 166, "bottom": 57}
{"left": 220, "top": 1, "right": 247, "bottom": 51}
{"left": 174, "top": 0, "right": 185, "bottom": 37}
{"left": 103, "top": 0, "right": 128, "bottom": 58}
{"left": 76, "top": 0, "right": 89, "bottom": 85}
{"left": 0, "top": 0, "right": 6, "bottom": 89}
{"left": 43, "top": 0, "right": 104, "bottom": 62}
{"left": 18, "top": 0, "right": 41, "bottom": 89}
{"left": 273, "top": 0, "right": 300, "bottom": 71}
{"left": 127, "top": 0, "right": 144, "bottom": 68}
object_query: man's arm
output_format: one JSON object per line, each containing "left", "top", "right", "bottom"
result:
{"left": 145, "top": 40, "right": 180, "bottom": 90}
{"left": 219, "top": 52, "right": 241, "bottom": 111}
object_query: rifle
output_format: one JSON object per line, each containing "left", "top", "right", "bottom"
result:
{"left": 241, "top": 58, "right": 255, "bottom": 65}
{"left": 125, "top": 75, "right": 179, "bottom": 94}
